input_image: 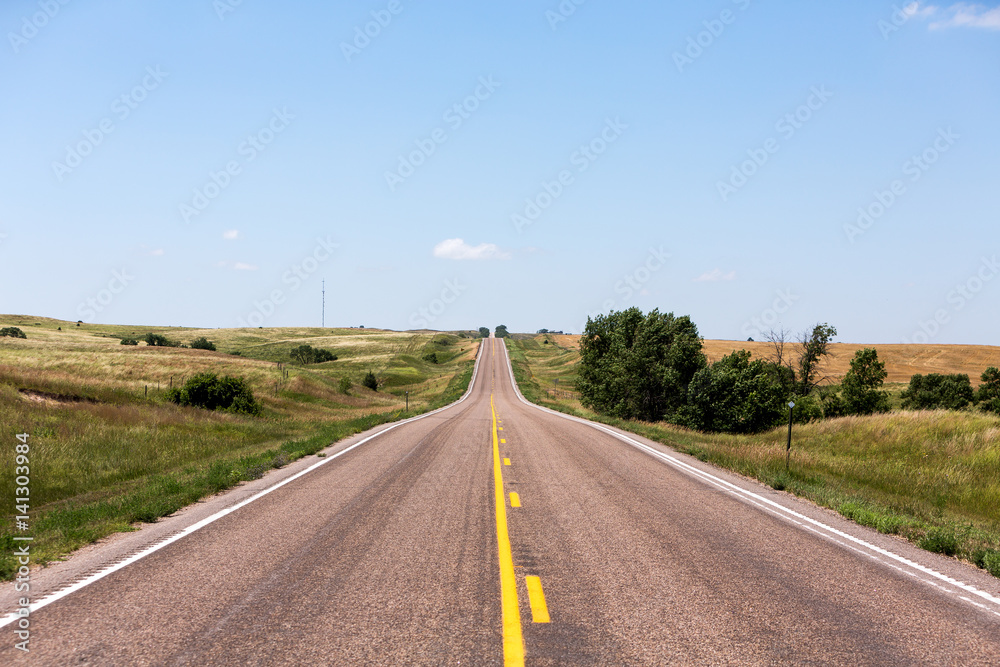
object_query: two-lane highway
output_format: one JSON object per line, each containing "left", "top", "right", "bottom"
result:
{"left": 3, "top": 336, "right": 1000, "bottom": 664}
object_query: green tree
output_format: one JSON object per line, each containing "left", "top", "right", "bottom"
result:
{"left": 0, "top": 327, "right": 27, "bottom": 339}
{"left": 290, "top": 344, "right": 337, "bottom": 364}
{"left": 577, "top": 308, "right": 706, "bottom": 422}
{"left": 478, "top": 327, "right": 490, "bottom": 338}
{"left": 361, "top": 371, "right": 378, "bottom": 391}
{"left": 166, "top": 372, "right": 261, "bottom": 416}
{"left": 494, "top": 325, "right": 510, "bottom": 338}
{"left": 144, "top": 333, "right": 178, "bottom": 347}
{"left": 190, "top": 337, "right": 217, "bottom": 351}
{"left": 120, "top": 337, "right": 139, "bottom": 346}
{"left": 841, "top": 348, "right": 891, "bottom": 415}
{"left": 797, "top": 323, "right": 837, "bottom": 395}
{"left": 680, "top": 351, "right": 786, "bottom": 434}
{"left": 900, "top": 373, "right": 974, "bottom": 410}
{"left": 977, "top": 367, "right": 1000, "bottom": 415}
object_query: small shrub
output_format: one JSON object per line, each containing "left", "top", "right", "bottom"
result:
{"left": 819, "top": 387, "right": 846, "bottom": 418}
{"left": 422, "top": 352, "right": 439, "bottom": 364}
{"left": 978, "top": 550, "right": 1000, "bottom": 578}
{"left": 791, "top": 393, "right": 824, "bottom": 424}
{"left": 166, "top": 372, "right": 261, "bottom": 416}
{"left": 919, "top": 528, "right": 959, "bottom": 556}
{"left": 0, "top": 327, "right": 27, "bottom": 339}
{"left": 243, "top": 463, "right": 268, "bottom": 480}
{"left": 290, "top": 344, "right": 337, "bottom": 364}
{"left": 144, "top": 332, "right": 179, "bottom": 347}
{"left": 770, "top": 472, "right": 790, "bottom": 491}
{"left": 338, "top": 377, "right": 351, "bottom": 394}
{"left": 362, "top": 371, "right": 378, "bottom": 391}
{"left": 120, "top": 337, "right": 139, "bottom": 346}
{"left": 190, "top": 337, "right": 217, "bottom": 351}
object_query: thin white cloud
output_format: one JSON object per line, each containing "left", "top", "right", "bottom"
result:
{"left": 223, "top": 229, "right": 239, "bottom": 240}
{"left": 433, "top": 238, "right": 511, "bottom": 261}
{"left": 694, "top": 268, "right": 736, "bottom": 282}
{"left": 217, "top": 260, "right": 258, "bottom": 271}
{"left": 149, "top": 248, "right": 165, "bottom": 256}
{"left": 920, "top": 2, "right": 1000, "bottom": 29}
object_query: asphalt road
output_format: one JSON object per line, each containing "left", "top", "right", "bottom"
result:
{"left": 3, "top": 337, "right": 1000, "bottom": 665}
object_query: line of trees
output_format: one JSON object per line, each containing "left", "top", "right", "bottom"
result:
{"left": 578, "top": 309, "right": 899, "bottom": 434}
{"left": 578, "top": 308, "right": 1000, "bottom": 433}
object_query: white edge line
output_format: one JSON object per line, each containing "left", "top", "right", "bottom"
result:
{"left": 498, "top": 340, "right": 1000, "bottom": 614}
{"left": 0, "top": 339, "right": 486, "bottom": 627}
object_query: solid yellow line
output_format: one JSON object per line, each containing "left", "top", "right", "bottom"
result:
{"left": 492, "top": 394, "right": 524, "bottom": 665}
{"left": 504, "top": 458, "right": 511, "bottom": 466}
{"left": 525, "top": 576, "right": 551, "bottom": 623}
{"left": 510, "top": 492, "right": 521, "bottom": 508}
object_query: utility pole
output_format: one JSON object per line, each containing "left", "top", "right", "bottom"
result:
{"left": 322, "top": 279, "right": 325, "bottom": 328}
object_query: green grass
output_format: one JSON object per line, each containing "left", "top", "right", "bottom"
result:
{"left": 508, "top": 336, "right": 1000, "bottom": 579}
{"left": 0, "top": 315, "right": 480, "bottom": 578}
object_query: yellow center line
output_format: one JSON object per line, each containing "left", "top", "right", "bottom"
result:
{"left": 525, "top": 576, "right": 551, "bottom": 623}
{"left": 501, "top": 439, "right": 506, "bottom": 444}
{"left": 510, "top": 492, "right": 521, "bottom": 508}
{"left": 504, "top": 457, "right": 511, "bottom": 466}
{"left": 492, "top": 394, "right": 524, "bottom": 665}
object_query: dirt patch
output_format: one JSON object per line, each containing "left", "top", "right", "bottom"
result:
{"left": 18, "top": 389, "right": 99, "bottom": 406}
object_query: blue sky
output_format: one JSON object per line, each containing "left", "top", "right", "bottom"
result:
{"left": 1, "top": 1, "right": 998, "bottom": 343}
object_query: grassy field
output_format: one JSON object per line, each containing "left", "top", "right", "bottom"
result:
{"left": 509, "top": 334, "right": 1000, "bottom": 578}
{"left": 0, "top": 315, "right": 481, "bottom": 578}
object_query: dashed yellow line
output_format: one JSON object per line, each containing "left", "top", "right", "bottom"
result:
{"left": 510, "top": 492, "right": 521, "bottom": 508}
{"left": 504, "top": 458, "right": 511, "bottom": 466}
{"left": 525, "top": 576, "right": 550, "bottom": 623}
{"left": 501, "top": 438, "right": 506, "bottom": 444}
{"left": 492, "top": 394, "right": 524, "bottom": 665}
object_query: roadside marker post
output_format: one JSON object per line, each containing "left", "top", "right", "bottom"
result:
{"left": 786, "top": 401, "right": 795, "bottom": 471}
